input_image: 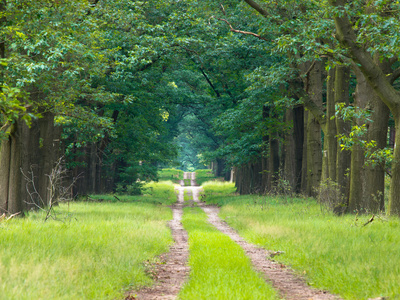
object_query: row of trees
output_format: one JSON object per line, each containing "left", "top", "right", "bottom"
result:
{"left": 167, "top": 0, "right": 400, "bottom": 215}
{"left": 0, "top": 0, "right": 182, "bottom": 214}
{"left": 1, "top": 0, "right": 400, "bottom": 216}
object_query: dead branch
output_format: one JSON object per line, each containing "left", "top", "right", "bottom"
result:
{"left": 22, "top": 157, "right": 81, "bottom": 222}
{"left": 0, "top": 212, "right": 21, "bottom": 223}
{"left": 363, "top": 214, "right": 375, "bottom": 227}
{"left": 209, "top": 16, "right": 268, "bottom": 41}
{"left": 7, "top": 212, "right": 21, "bottom": 221}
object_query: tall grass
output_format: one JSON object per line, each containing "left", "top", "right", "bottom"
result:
{"left": 213, "top": 195, "right": 400, "bottom": 299}
{"left": 179, "top": 206, "right": 279, "bottom": 300}
{"left": 0, "top": 202, "right": 173, "bottom": 299}
{"left": 200, "top": 181, "right": 237, "bottom": 204}
{"left": 158, "top": 168, "right": 183, "bottom": 183}
{"left": 194, "top": 169, "right": 216, "bottom": 186}
{"left": 142, "top": 180, "right": 177, "bottom": 205}
{"left": 88, "top": 181, "right": 177, "bottom": 205}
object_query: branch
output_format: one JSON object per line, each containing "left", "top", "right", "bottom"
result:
{"left": 209, "top": 16, "right": 268, "bottom": 41}
{"left": 389, "top": 67, "right": 400, "bottom": 84}
{"left": 243, "top": 0, "right": 270, "bottom": 18}
{"left": 363, "top": 214, "right": 375, "bottom": 226}
{"left": 328, "top": 0, "right": 400, "bottom": 111}
{"left": 298, "top": 90, "right": 327, "bottom": 127}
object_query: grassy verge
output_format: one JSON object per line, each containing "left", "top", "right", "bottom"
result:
{"left": 200, "top": 181, "right": 237, "bottom": 204}
{"left": 88, "top": 181, "right": 177, "bottom": 205}
{"left": 179, "top": 206, "right": 279, "bottom": 300}
{"left": 0, "top": 201, "right": 173, "bottom": 299}
{"left": 158, "top": 168, "right": 183, "bottom": 183}
{"left": 206, "top": 194, "right": 400, "bottom": 300}
{"left": 194, "top": 169, "right": 216, "bottom": 186}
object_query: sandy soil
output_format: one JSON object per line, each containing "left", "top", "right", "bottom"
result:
{"left": 127, "top": 188, "right": 189, "bottom": 299}
{"left": 129, "top": 172, "right": 342, "bottom": 300}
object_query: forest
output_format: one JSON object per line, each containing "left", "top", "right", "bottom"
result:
{"left": 2, "top": 0, "right": 400, "bottom": 216}
{"left": 2, "top": 1, "right": 400, "bottom": 299}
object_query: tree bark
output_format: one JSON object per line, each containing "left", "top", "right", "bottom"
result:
{"left": 334, "top": 66, "right": 351, "bottom": 201}
{"left": 305, "top": 61, "right": 323, "bottom": 196}
{"left": 348, "top": 68, "right": 368, "bottom": 212}
{"left": 326, "top": 67, "right": 337, "bottom": 181}
{"left": 0, "top": 129, "right": 12, "bottom": 213}
{"left": 283, "top": 109, "right": 296, "bottom": 191}
{"left": 293, "top": 105, "right": 304, "bottom": 193}
{"left": 363, "top": 58, "right": 390, "bottom": 212}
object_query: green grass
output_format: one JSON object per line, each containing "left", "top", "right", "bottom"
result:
{"left": 158, "top": 168, "right": 183, "bottom": 183}
{"left": 208, "top": 194, "right": 400, "bottom": 300}
{"left": 194, "top": 169, "right": 217, "bottom": 186}
{"left": 142, "top": 181, "right": 177, "bottom": 205}
{"left": 88, "top": 181, "right": 177, "bottom": 205}
{"left": 0, "top": 202, "right": 173, "bottom": 300}
{"left": 179, "top": 206, "right": 279, "bottom": 300}
{"left": 200, "top": 181, "right": 237, "bottom": 204}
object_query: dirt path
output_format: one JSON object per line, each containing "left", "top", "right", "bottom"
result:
{"left": 199, "top": 203, "right": 340, "bottom": 300}
{"left": 128, "top": 187, "right": 189, "bottom": 300}
{"left": 189, "top": 172, "right": 341, "bottom": 300}
{"left": 131, "top": 172, "right": 341, "bottom": 299}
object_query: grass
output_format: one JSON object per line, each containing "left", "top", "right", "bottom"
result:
{"left": 158, "top": 168, "right": 183, "bottom": 183}
{"left": 88, "top": 181, "right": 177, "bottom": 205}
{"left": 206, "top": 194, "right": 400, "bottom": 300}
{"left": 0, "top": 201, "right": 173, "bottom": 299}
{"left": 194, "top": 169, "right": 217, "bottom": 186}
{"left": 179, "top": 206, "right": 279, "bottom": 300}
{"left": 142, "top": 181, "right": 178, "bottom": 205}
{"left": 200, "top": 181, "right": 237, "bottom": 204}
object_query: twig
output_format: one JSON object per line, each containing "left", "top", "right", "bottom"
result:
{"left": 363, "top": 214, "right": 375, "bottom": 227}
{"left": 114, "top": 195, "right": 122, "bottom": 202}
{"left": 209, "top": 16, "right": 268, "bottom": 41}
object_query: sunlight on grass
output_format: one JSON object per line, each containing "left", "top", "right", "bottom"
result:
{"left": 214, "top": 195, "right": 400, "bottom": 300}
{"left": 0, "top": 202, "right": 173, "bottom": 299}
{"left": 179, "top": 206, "right": 279, "bottom": 300}
{"left": 194, "top": 169, "right": 216, "bottom": 186}
{"left": 158, "top": 168, "right": 183, "bottom": 183}
{"left": 200, "top": 181, "right": 237, "bottom": 205}
{"left": 142, "top": 180, "right": 177, "bottom": 205}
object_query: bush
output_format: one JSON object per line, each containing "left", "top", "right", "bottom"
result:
{"left": 315, "top": 179, "right": 346, "bottom": 214}
{"left": 115, "top": 182, "right": 143, "bottom": 195}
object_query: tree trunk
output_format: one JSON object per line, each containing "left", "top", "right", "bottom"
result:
{"left": 363, "top": 59, "right": 391, "bottom": 213}
{"left": 306, "top": 61, "right": 323, "bottom": 196}
{"left": 335, "top": 66, "right": 351, "bottom": 201}
{"left": 326, "top": 67, "right": 337, "bottom": 181}
{"left": 348, "top": 68, "right": 368, "bottom": 212}
{"left": 283, "top": 109, "right": 296, "bottom": 191}
{"left": 268, "top": 135, "right": 280, "bottom": 190}
{"left": 261, "top": 105, "right": 270, "bottom": 192}
{"left": 37, "top": 112, "right": 58, "bottom": 206}
{"left": 301, "top": 110, "right": 308, "bottom": 193}
{"left": 293, "top": 105, "right": 304, "bottom": 193}
{"left": 390, "top": 114, "right": 400, "bottom": 214}
{"left": 0, "top": 130, "right": 12, "bottom": 213}
{"left": 329, "top": 0, "right": 400, "bottom": 215}
{"left": 364, "top": 92, "right": 389, "bottom": 212}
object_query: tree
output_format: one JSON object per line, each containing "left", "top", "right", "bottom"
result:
{"left": 328, "top": 0, "right": 400, "bottom": 214}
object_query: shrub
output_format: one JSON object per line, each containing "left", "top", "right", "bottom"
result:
{"left": 315, "top": 179, "right": 346, "bottom": 214}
